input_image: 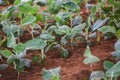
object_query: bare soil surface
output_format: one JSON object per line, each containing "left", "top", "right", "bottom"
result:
{"left": 0, "top": 37, "right": 116, "bottom": 80}
{"left": 0, "top": 4, "right": 117, "bottom": 80}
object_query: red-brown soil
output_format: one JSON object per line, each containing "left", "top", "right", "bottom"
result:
{"left": 0, "top": 3, "right": 117, "bottom": 80}
{"left": 0, "top": 37, "right": 116, "bottom": 80}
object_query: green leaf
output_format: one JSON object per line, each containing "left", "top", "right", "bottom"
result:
{"left": 84, "top": 55, "right": 100, "bottom": 64}
{"left": 56, "top": 12, "right": 71, "bottom": 19}
{"left": 15, "top": 59, "right": 24, "bottom": 72}
{"left": 114, "top": 40, "right": 120, "bottom": 51}
{"left": 16, "top": 49, "right": 27, "bottom": 58}
{"left": 64, "top": 1, "right": 80, "bottom": 12}
{"left": 86, "top": 4, "right": 94, "bottom": 10}
{"left": 30, "top": 5, "right": 40, "bottom": 14}
{"left": 111, "top": 51, "right": 120, "bottom": 60}
{"left": 90, "top": 6, "right": 97, "bottom": 19}
{"left": 72, "top": 23, "right": 86, "bottom": 33}
{"left": 40, "top": 31, "right": 55, "bottom": 41}
{"left": 60, "top": 36, "right": 68, "bottom": 45}
{"left": 90, "top": 71, "right": 105, "bottom": 80}
{"left": 32, "top": 54, "right": 41, "bottom": 63}
{"left": 92, "top": 20, "right": 106, "bottom": 32}
{"left": 7, "top": 55, "right": 16, "bottom": 63}
{"left": 98, "top": 26, "right": 116, "bottom": 34}
{"left": 21, "top": 14, "right": 36, "bottom": 26}
{"left": 47, "top": 0, "right": 63, "bottom": 14}
{"left": 23, "top": 59, "right": 31, "bottom": 68}
{"left": 47, "top": 25, "right": 57, "bottom": 33}
{"left": 103, "top": 61, "right": 114, "bottom": 71}
{"left": 2, "top": 11, "right": 10, "bottom": 20}
{"left": 14, "top": 43, "right": 25, "bottom": 54}
{"left": 25, "top": 38, "right": 47, "bottom": 50}
{"left": 32, "top": 54, "right": 46, "bottom": 64}
{"left": 116, "top": 30, "right": 120, "bottom": 39}
{"left": 55, "top": 25, "right": 71, "bottom": 35}
{"left": 0, "top": 64, "right": 8, "bottom": 70}
{"left": 19, "top": 3, "right": 32, "bottom": 13}
{"left": 0, "top": 50, "right": 13, "bottom": 58}
{"left": 106, "top": 61, "right": 120, "bottom": 77}
{"left": 84, "top": 46, "right": 91, "bottom": 57}
{"left": 61, "top": 48, "right": 69, "bottom": 59}
{"left": 42, "top": 67, "right": 61, "bottom": 80}
{"left": 72, "top": 16, "right": 82, "bottom": 26}
{"left": 34, "top": 0, "right": 47, "bottom": 6}
{"left": 7, "top": 33, "right": 16, "bottom": 48}
{"left": 32, "top": 23, "right": 41, "bottom": 29}
{"left": 14, "top": 0, "right": 21, "bottom": 5}
{"left": 3, "top": 24, "right": 20, "bottom": 34}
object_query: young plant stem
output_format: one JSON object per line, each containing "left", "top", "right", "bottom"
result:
{"left": 114, "top": 77, "right": 117, "bottom": 80}
{"left": 70, "top": 14, "right": 73, "bottom": 51}
{"left": 112, "top": 1, "right": 115, "bottom": 15}
{"left": 110, "top": 72, "right": 113, "bottom": 80}
{"left": 96, "top": 31, "right": 100, "bottom": 42}
{"left": 41, "top": 49, "right": 46, "bottom": 59}
{"left": 30, "top": 25, "right": 34, "bottom": 39}
{"left": 44, "top": 21, "right": 48, "bottom": 31}
{"left": 90, "top": 64, "right": 93, "bottom": 72}
{"left": 85, "top": 27, "right": 89, "bottom": 43}
{"left": 17, "top": 72, "right": 20, "bottom": 80}
{"left": 70, "top": 38, "right": 73, "bottom": 51}
{"left": 17, "top": 30, "right": 20, "bottom": 43}
{"left": 0, "top": 57, "right": 4, "bottom": 62}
